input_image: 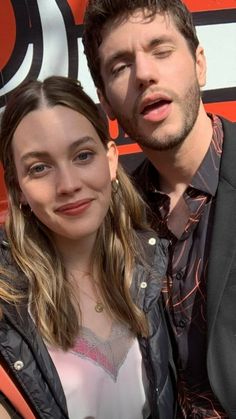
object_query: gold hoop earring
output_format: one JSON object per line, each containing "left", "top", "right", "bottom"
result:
{"left": 112, "top": 178, "right": 119, "bottom": 194}
{"left": 19, "top": 202, "right": 32, "bottom": 213}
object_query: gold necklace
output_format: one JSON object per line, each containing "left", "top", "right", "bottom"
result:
{"left": 69, "top": 271, "right": 105, "bottom": 313}
{"left": 78, "top": 285, "right": 105, "bottom": 313}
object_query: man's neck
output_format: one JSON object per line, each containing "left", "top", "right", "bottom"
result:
{"left": 143, "top": 104, "right": 213, "bottom": 201}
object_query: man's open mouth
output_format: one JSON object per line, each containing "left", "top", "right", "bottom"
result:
{"left": 141, "top": 99, "right": 171, "bottom": 115}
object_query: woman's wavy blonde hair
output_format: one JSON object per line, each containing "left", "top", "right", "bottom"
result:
{"left": 0, "top": 76, "right": 150, "bottom": 349}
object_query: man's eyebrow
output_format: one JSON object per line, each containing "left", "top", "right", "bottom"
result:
{"left": 148, "top": 35, "right": 174, "bottom": 48}
{"left": 20, "top": 136, "right": 96, "bottom": 162}
{"left": 103, "top": 36, "right": 174, "bottom": 70}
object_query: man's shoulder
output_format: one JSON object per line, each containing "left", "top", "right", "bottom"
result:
{"left": 219, "top": 115, "right": 236, "bottom": 134}
{"left": 216, "top": 116, "right": 236, "bottom": 184}
{"left": 218, "top": 115, "right": 236, "bottom": 154}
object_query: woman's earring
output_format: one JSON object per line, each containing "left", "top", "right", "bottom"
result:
{"left": 19, "top": 202, "right": 32, "bottom": 213}
{"left": 112, "top": 178, "right": 119, "bottom": 194}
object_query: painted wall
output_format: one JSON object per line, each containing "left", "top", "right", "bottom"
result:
{"left": 0, "top": 0, "right": 236, "bottom": 219}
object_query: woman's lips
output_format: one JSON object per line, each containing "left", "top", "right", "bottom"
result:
{"left": 55, "top": 199, "right": 93, "bottom": 216}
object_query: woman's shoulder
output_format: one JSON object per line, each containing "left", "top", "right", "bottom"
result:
{"left": 131, "top": 230, "right": 168, "bottom": 311}
{"left": 0, "top": 227, "right": 17, "bottom": 270}
{"left": 135, "top": 229, "right": 169, "bottom": 277}
{"left": 0, "top": 226, "right": 10, "bottom": 252}
{"left": 0, "top": 227, "right": 28, "bottom": 310}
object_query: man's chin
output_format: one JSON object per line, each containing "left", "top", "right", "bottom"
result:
{"left": 132, "top": 130, "right": 186, "bottom": 151}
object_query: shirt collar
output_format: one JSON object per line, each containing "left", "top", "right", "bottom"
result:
{"left": 188, "top": 114, "right": 223, "bottom": 196}
{"left": 143, "top": 114, "right": 223, "bottom": 198}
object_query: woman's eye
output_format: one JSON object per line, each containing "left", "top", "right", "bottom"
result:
{"left": 76, "top": 151, "right": 94, "bottom": 162}
{"left": 28, "top": 163, "right": 48, "bottom": 175}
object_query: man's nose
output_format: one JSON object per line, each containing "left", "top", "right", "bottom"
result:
{"left": 135, "top": 52, "right": 159, "bottom": 89}
{"left": 56, "top": 166, "right": 82, "bottom": 195}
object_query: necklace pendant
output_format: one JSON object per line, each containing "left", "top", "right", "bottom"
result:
{"left": 95, "top": 302, "right": 104, "bottom": 313}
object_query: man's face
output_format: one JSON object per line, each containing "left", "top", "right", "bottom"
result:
{"left": 98, "top": 10, "right": 206, "bottom": 151}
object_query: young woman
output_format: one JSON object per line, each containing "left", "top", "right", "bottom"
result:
{"left": 0, "top": 76, "right": 175, "bottom": 419}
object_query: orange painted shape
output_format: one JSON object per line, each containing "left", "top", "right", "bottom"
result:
{"left": 184, "top": 0, "right": 236, "bottom": 12}
{"left": 0, "top": 0, "right": 16, "bottom": 70}
{"left": 204, "top": 101, "right": 236, "bottom": 122}
{"left": 66, "top": 0, "right": 87, "bottom": 24}
{"left": 0, "top": 364, "right": 36, "bottom": 419}
{"left": 118, "top": 143, "right": 142, "bottom": 155}
{"left": 108, "top": 119, "right": 119, "bottom": 140}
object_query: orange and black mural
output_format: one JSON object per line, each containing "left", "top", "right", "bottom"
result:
{"left": 0, "top": 0, "right": 236, "bottom": 218}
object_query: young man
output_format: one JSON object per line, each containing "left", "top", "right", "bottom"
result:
{"left": 83, "top": 1, "right": 236, "bottom": 417}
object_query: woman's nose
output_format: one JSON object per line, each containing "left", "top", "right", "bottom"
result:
{"left": 56, "top": 166, "right": 82, "bottom": 195}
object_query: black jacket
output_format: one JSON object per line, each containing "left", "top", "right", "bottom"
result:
{"left": 133, "top": 117, "right": 236, "bottom": 418}
{"left": 0, "top": 229, "right": 175, "bottom": 419}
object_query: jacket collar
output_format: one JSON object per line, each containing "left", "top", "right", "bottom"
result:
{"left": 207, "top": 118, "right": 236, "bottom": 335}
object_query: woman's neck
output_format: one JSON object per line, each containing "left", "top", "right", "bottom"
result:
{"left": 53, "top": 233, "right": 97, "bottom": 275}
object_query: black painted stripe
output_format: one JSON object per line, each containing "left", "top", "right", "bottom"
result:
{"left": 203, "top": 87, "right": 236, "bottom": 103}
{"left": 193, "top": 8, "right": 236, "bottom": 26}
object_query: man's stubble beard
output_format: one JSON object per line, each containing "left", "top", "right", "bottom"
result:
{"left": 114, "top": 80, "right": 201, "bottom": 151}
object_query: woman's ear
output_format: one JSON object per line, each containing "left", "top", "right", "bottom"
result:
{"left": 106, "top": 141, "right": 118, "bottom": 180}
{"left": 19, "top": 191, "right": 28, "bottom": 206}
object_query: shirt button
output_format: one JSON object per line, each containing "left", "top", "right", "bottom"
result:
{"left": 176, "top": 271, "right": 183, "bottom": 281}
{"left": 140, "top": 281, "right": 147, "bottom": 289}
{"left": 178, "top": 319, "right": 186, "bottom": 328}
{"left": 148, "top": 238, "right": 156, "bottom": 246}
{"left": 14, "top": 360, "right": 24, "bottom": 371}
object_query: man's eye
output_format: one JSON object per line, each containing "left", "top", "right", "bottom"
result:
{"left": 154, "top": 49, "right": 173, "bottom": 58}
{"left": 112, "top": 64, "right": 129, "bottom": 76}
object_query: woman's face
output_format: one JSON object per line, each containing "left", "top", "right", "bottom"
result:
{"left": 12, "top": 105, "right": 118, "bottom": 245}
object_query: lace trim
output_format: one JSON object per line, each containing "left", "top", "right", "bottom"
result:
{"left": 70, "top": 322, "right": 135, "bottom": 381}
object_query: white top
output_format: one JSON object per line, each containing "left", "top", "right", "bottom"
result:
{"left": 48, "top": 322, "right": 150, "bottom": 419}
